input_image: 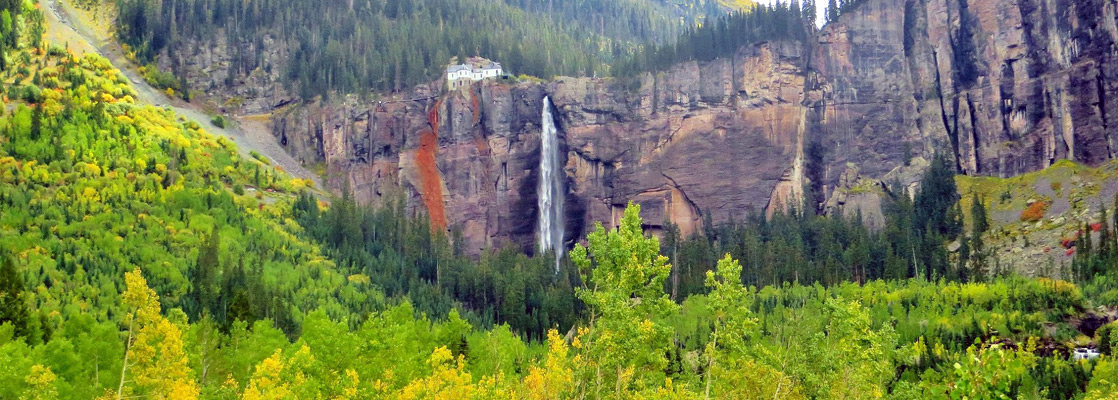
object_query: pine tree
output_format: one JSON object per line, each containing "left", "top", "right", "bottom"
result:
{"left": 29, "top": 104, "right": 41, "bottom": 140}
{"left": 804, "top": 0, "right": 817, "bottom": 30}
{"left": 0, "top": 253, "right": 28, "bottom": 338}
{"left": 969, "top": 193, "right": 989, "bottom": 281}
{"left": 916, "top": 153, "right": 960, "bottom": 238}
{"left": 188, "top": 226, "right": 221, "bottom": 320}
{"left": 1100, "top": 205, "right": 1112, "bottom": 262}
{"left": 1113, "top": 193, "right": 1118, "bottom": 262}
{"left": 971, "top": 193, "right": 989, "bottom": 235}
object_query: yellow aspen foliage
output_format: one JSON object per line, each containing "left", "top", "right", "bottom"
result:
{"left": 522, "top": 329, "right": 574, "bottom": 400}
{"left": 120, "top": 268, "right": 200, "bottom": 400}
{"left": 242, "top": 350, "right": 296, "bottom": 400}
{"left": 242, "top": 345, "right": 318, "bottom": 400}
{"left": 710, "top": 359, "right": 804, "bottom": 400}
{"left": 641, "top": 378, "right": 701, "bottom": 400}
{"left": 396, "top": 346, "right": 511, "bottom": 400}
{"left": 20, "top": 365, "right": 59, "bottom": 400}
{"left": 81, "top": 186, "right": 100, "bottom": 203}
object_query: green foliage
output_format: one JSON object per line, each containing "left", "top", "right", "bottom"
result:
{"left": 920, "top": 339, "right": 1041, "bottom": 399}
{"left": 5, "top": 25, "right": 1118, "bottom": 399}
{"left": 0, "top": 253, "right": 29, "bottom": 338}
{"left": 616, "top": 2, "right": 814, "bottom": 77}
{"left": 703, "top": 255, "right": 760, "bottom": 398}
{"left": 570, "top": 202, "right": 678, "bottom": 394}
{"left": 114, "top": 0, "right": 703, "bottom": 96}
{"left": 0, "top": 0, "right": 28, "bottom": 73}
{"left": 0, "top": 44, "right": 381, "bottom": 341}
{"left": 1085, "top": 358, "right": 1118, "bottom": 400}
{"left": 825, "top": 0, "right": 869, "bottom": 23}
{"left": 291, "top": 189, "right": 582, "bottom": 341}
{"left": 1071, "top": 193, "right": 1118, "bottom": 283}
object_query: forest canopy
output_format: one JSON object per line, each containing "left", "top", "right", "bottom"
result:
{"left": 4, "top": 0, "right": 1118, "bottom": 398}
{"left": 112, "top": 0, "right": 725, "bottom": 97}
{"left": 109, "top": 0, "right": 832, "bottom": 97}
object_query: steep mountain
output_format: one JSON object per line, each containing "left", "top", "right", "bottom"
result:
{"left": 265, "top": 0, "right": 1118, "bottom": 259}
{"left": 0, "top": 29, "right": 374, "bottom": 342}
{"left": 107, "top": 0, "right": 711, "bottom": 107}
{"left": 10, "top": 1, "right": 1118, "bottom": 399}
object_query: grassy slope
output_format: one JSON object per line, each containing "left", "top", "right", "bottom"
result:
{"left": 958, "top": 159, "right": 1118, "bottom": 276}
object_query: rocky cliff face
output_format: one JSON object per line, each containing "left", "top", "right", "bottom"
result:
{"left": 263, "top": 0, "right": 1118, "bottom": 254}
{"left": 809, "top": 0, "right": 1118, "bottom": 184}
{"left": 273, "top": 42, "right": 807, "bottom": 254}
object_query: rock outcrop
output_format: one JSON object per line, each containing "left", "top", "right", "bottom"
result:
{"left": 817, "top": 0, "right": 1117, "bottom": 177}
{"left": 273, "top": 42, "right": 807, "bottom": 254}
{"left": 261, "top": 0, "right": 1118, "bottom": 254}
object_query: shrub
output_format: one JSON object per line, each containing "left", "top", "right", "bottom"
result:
{"left": 1000, "top": 190, "right": 1012, "bottom": 204}
{"left": 1021, "top": 201, "right": 1048, "bottom": 222}
{"left": 210, "top": 115, "right": 225, "bottom": 129}
{"left": 46, "top": 45, "right": 67, "bottom": 57}
{"left": 141, "top": 64, "right": 180, "bottom": 92}
{"left": 250, "top": 151, "right": 270, "bottom": 165}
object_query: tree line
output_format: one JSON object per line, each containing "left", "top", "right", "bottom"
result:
{"left": 113, "top": 0, "right": 708, "bottom": 98}
{"left": 290, "top": 189, "right": 583, "bottom": 341}
{"left": 110, "top": 0, "right": 885, "bottom": 99}
{"left": 614, "top": 0, "right": 817, "bottom": 77}
{"left": 5, "top": 19, "right": 1118, "bottom": 397}
{"left": 660, "top": 153, "right": 1001, "bottom": 302}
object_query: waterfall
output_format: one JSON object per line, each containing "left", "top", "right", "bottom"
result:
{"left": 538, "top": 96, "right": 565, "bottom": 272}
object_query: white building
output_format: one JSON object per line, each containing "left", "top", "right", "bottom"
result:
{"left": 447, "top": 61, "right": 503, "bottom": 90}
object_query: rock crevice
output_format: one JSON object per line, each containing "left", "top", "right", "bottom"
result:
{"left": 261, "top": 0, "right": 1118, "bottom": 252}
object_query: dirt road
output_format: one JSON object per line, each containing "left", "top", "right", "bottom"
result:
{"left": 42, "top": 0, "right": 324, "bottom": 190}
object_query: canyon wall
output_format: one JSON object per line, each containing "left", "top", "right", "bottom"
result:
{"left": 273, "top": 42, "right": 806, "bottom": 253}
{"left": 812, "top": 0, "right": 1117, "bottom": 180}
{"left": 259, "top": 0, "right": 1118, "bottom": 254}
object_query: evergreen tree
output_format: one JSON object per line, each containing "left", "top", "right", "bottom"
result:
{"left": 1099, "top": 205, "right": 1111, "bottom": 262}
{"left": 0, "top": 253, "right": 28, "bottom": 338}
{"left": 916, "top": 153, "right": 962, "bottom": 239}
{"left": 969, "top": 193, "right": 989, "bottom": 281}
{"left": 188, "top": 226, "right": 220, "bottom": 320}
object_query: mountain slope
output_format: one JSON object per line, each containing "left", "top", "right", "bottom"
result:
{"left": 109, "top": 0, "right": 713, "bottom": 101}
{"left": 1, "top": 12, "right": 375, "bottom": 339}
{"left": 6, "top": 2, "right": 1118, "bottom": 399}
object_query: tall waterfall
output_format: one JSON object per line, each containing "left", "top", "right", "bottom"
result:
{"left": 538, "top": 97, "right": 565, "bottom": 272}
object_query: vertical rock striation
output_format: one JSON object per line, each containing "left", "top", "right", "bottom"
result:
{"left": 267, "top": 0, "right": 1118, "bottom": 253}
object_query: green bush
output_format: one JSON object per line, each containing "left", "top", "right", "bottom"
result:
{"left": 250, "top": 150, "right": 270, "bottom": 165}
{"left": 210, "top": 115, "right": 225, "bottom": 129}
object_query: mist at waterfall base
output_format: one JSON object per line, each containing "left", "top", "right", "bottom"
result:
{"left": 537, "top": 97, "right": 565, "bottom": 272}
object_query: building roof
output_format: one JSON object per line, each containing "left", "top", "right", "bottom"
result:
{"left": 446, "top": 64, "right": 471, "bottom": 73}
